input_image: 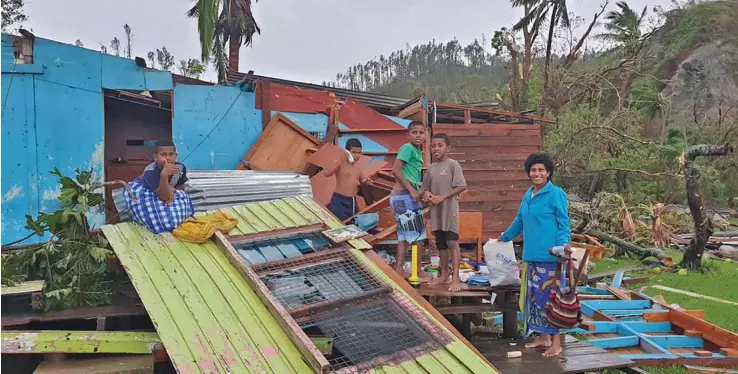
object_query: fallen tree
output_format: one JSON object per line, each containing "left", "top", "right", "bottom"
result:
{"left": 681, "top": 144, "right": 735, "bottom": 269}
{"left": 585, "top": 229, "right": 665, "bottom": 260}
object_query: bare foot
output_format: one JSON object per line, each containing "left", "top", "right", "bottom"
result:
{"left": 542, "top": 344, "right": 562, "bottom": 357}
{"left": 427, "top": 276, "right": 450, "bottom": 286}
{"left": 448, "top": 279, "right": 463, "bottom": 292}
{"left": 525, "top": 335, "right": 552, "bottom": 349}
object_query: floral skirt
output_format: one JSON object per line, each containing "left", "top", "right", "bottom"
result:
{"left": 520, "top": 261, "right": 562, "bottom": 336}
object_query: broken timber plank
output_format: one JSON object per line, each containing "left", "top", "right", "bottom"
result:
{"left": 1, "top": 331, "right": 160, "bottom": 354}
{"left": 1, "top": 280, "right": 45, "bottom": 311}
{"left": 33, "top": 355, "right": 154, "bottom": 374}
{"left": 1, "top": 280, "right": 45, "bottom": 296}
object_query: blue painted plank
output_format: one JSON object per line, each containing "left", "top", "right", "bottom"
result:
{"left": 647, "top": 335, "right": 704, "bottom": 348}
{"left": 577, "top": 286, "right": 612, "bottom": 295}
{"left": 581, "top": 303, "right": 597, "bottom": 318}
{"left": 617, "top": 316, "right": 645, "bottom": 322}
{"left": 256, "top": 243, "right": 286, "bottom": 262}
{"left": 680, "top": 353, "right": 726, "bottom": 358}
{"left": 602, "top": 309, "right": 667, "bottom": 316}
{"left": 238, "top": 249, "right": 266, "bottom": 264}
{"left": 291, "top": 238, "right": 314, "bottom": 253}
{"left": 619, "top": 354, "right": 677, "bottom": 360}
{"left": 580, "top": 300, "right": 651, "bottom": 310}
{"left": 567, "top": 328, "right": 591, "bottom": 334}
{"left": 589, "top": 336, "right": 639, "bottom": 349}
{"left": 274, "top": 242, "right": 302, "bottom": 258}
{"left": 620, "top": 322, "right": 673, "bottom": 333}
{"left": 611, "top": 271, "right": 624, "bottom": 289}
{"left": 639, "top": 336, "right": 673, "bottom": 355}
{"left": 301, "top": 234, "right": 330, "bottom": 251}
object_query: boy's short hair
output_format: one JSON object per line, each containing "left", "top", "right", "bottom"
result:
{"left": 156, "top": 140, "right": 176, "bottom": 152}
{"left": 408, "top": 121, "right": 425, "bottom": 131}
{"left": 431, "top": 133, "right": 450, "bottom": 145}
{"left": 345, "top": 138, "right": 362, "bottom": 150}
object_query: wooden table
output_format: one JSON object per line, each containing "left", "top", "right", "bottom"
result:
{"left": 416, "top": 284, "right": 520, "bottom": 339}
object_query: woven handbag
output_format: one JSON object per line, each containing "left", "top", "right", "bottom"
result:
{"left": 544, "top": 260, "right": 583, "bottom": 329}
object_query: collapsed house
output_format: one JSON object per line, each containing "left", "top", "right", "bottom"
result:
{"left": 1, "top": 31, "right": 552, "bottom": 373}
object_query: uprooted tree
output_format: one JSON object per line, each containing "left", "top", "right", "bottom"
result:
{"left": 681, "top": 144, "right": 735, "bottom": 269}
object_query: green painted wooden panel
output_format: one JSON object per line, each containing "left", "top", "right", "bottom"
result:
{"left": 258, "top": 200, "right": 298, "bottom": 228}
{"left": 143, "top": 231, "right": 266, "bottom": 372}
{"left": 102, "top": 223, "right": 311, "bottom": 374}
{"left": 102, "top": 226, "right": 205, "bottom": 373}
{"left": 103, "top": 197, "right": 495, "bottom": 374}
{"left": 181, "top": 240, "right": 308, "bottom": 373}
{"left": 243, "top": 204, "right": 282, "bottom": 231}
{"left": 1, "top": 331, "right": 160, "bottom": 354}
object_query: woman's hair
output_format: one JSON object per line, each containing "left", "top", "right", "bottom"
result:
{"left": 524, "top": 152, "right": 554, "bottom": 179}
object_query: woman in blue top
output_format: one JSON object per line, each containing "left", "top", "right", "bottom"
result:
{"left": 500, "top": 152, "right": 571, "bottom": 357}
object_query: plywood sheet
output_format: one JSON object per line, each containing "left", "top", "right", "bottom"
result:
{"left": 240, "top": 113, "right": 320, "bottom": 171}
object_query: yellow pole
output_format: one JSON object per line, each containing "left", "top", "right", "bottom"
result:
{"left": 408, "top": 244, "right": 420, "bottom": 286}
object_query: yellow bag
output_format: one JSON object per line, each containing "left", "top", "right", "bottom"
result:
{"left": 173, "top": 211, "right": 239, "bottom": 244}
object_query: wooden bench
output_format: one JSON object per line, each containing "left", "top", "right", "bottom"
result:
{"left": 417, "top": 283, "right": 520, "bottom": 340}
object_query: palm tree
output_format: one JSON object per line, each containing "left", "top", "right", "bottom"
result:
{"left": 597, "top": 1, "right": 648, "bottom": 109}
{"left": 188, "top": 0, "right": 260, "bottom": 84}
{"left": 513, "top": 0, "right": 570, "bottom": 114}
{"left": 596, "top": 1, "right": 647, "bottom": 53}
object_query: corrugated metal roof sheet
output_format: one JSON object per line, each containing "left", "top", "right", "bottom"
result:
{"left": 227, "top": 72, "right": 415, "bottom": 113}
{"left": 112, "top": 170, "right": 312, "bottom": 222}
{"left": 102, "top": 196, "right": 495, "bottom": 373}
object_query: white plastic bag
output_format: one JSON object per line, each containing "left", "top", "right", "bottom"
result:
{"left": 483, "top": 239, "right": 521, "bottom": 287}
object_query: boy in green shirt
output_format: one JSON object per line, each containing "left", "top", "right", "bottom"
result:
{"left": 390, "top": 121, "right": 427, "bottom": 276}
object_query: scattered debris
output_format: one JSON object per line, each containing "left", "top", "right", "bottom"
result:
{"left": 648, "top": 285, "right": 738, "bottom": 306}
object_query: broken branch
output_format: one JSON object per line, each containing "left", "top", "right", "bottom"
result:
{"left": 585, "top": 229, "right": 665, "bottom": 260}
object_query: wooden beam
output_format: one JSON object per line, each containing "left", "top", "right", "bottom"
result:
{"left": 433, "top": 305, "right": 501, "bottom": 315}
{"left": 397, "top": 100, "right": 423, "bottom": 119}
{"left": 338, "top": 128, "right": 408, "bottom": 133}
{"left": 261, "top": 81, "right": 272, "bottom": 129}
{"left": 324, "top": 105, "right": 340, "bottom": 145}
{"left": 227, "top": 223, "right": 326, "bottom": 245}
{"left": 213, "top": 232, "right": 330, "bottom": 373}
{"left": 291, "top": 287, "right": 392, "bottom": 322}
{"left": 1, "top": 331, "right": 160, "bottom": 354}
{"left": 644, "top": 311, "right": 671, "bottom": 323}
{"left": 433, "top": 101, "right": 556, "bottom": 124}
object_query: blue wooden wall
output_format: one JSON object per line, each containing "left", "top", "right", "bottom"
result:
{"left": 1, "top": 34, "right": 172, "bottom": 243}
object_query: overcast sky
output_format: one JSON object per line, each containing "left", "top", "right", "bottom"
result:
{"left": 22, "top": 0, "right": 671, "bottom": 84}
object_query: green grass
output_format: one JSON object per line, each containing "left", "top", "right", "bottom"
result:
{"left": 589, "top": 249, "right": 738, "bottom": 332}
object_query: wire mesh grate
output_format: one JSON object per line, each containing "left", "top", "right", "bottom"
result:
{"left": 254, "top": 249, "right": 385, "bottom": 310}
{"left": 301, "top": 297, "right": 442, "bottom": 372}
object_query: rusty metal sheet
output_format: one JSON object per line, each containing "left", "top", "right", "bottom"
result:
{"left": 255, "top": 82, "right": 338, "bottom": 114}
